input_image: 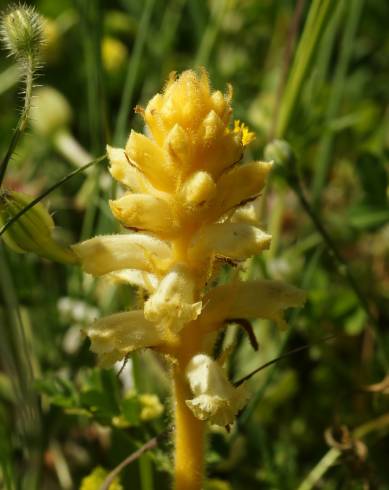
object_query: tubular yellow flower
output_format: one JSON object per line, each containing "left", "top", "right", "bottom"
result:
{"left": 73, "top": 69, "right": 306, "bottom": 490}
{"left": 185, "top": 354, "right": 249, "bottom": 426}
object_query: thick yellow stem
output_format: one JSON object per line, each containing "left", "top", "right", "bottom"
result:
{"left": 173, "top": 368, "right": 205, "bottom": 490}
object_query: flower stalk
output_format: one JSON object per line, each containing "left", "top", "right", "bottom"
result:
{"left": 0, "top": 4, "right": 44, "bottom": 187}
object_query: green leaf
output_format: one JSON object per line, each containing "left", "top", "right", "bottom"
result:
{"left": 35, "top": 376, "right": 78, "bottom": 408}
{"left": 80, "top": 388, "right": 119, "bottom": 420}
{"left": 348, "top": 204, "right": 389, "bottom": 230}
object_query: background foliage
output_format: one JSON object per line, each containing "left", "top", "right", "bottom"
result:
{"left": 0, "top": 0, "right": 388, "bottom": 488}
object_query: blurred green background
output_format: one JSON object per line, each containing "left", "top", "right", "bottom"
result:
{"left": 0, "top": 0, "right": 389, "bottom": 489}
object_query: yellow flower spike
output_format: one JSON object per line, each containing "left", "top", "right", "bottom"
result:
{"left": 185, "top": 354, "right": 249, "bottom": 427}
{"left": 72, "top": 69, "right": 307, "bottom": 490}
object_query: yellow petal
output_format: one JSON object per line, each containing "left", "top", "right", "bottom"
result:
{"left": 200, "top": 280, "right": 307, "bottom": 329}
{"left": 125, "top": 130, "right": 175, "bottom": 191}
{"left": 109, "top": 194, "right": 176, "bottom": 235}
{"left": 189, "top": 223, "right": 271, "bottom": 261}
{"left": 185, "top": 354, "right": 249, "bottom": 426}
{"left": 106, "top": 269, "right": 159, "bottom": 292}
{"left": 144, "top": 264, "right": 202, "bottom": 332}
{"left": 165, "top": 123, "right": 190, "bottom": 168}
{"left": 160, "top": 70, "right": 211, "bottom": 131}
{"left": 210, "top": 90, "right": 231, "bottom": 123}
{"left": 208, "top": 161, "right": 272, "bottom": 221}
{"left": 229, "top": 196, "right": 262, "bottom": 225}
{"left": 195, "top": 114, "right": 242, "bottom": 177}
{"left": 86, "top": 310, "right": 163, "bottom": 366}
{"left": 107, "top": 145, "right": 143, "bottom": 191}
{"left": 72, "top": 234, "right": 171, "bottom": 276}
{"left": 181, "top": 171, "right": 216, "bottom": 206}
{"left": 144, "top": 93, "right": 165, "bottom": 145}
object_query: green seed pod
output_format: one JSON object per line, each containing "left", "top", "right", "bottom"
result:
{"left": 0, "top": 4, "right": 44, "bottom": 61}
{"left": 0, "top": 191, "right": 78, "bottom": 265}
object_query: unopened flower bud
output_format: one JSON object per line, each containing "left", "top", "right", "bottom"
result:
{"left": 102, "top": 36, "right": 127, "bottom": 73}
{"left": 0, "top": 4, "right": 44, "bottom": 61}
{"left": 0, "top": 191, "right": 78, "bottom": 265}
{"left": 264, "top": 139, "right": 295, "bottom": 167}
{"left": 30, "top": 86, "right": 72, "bottom": 136}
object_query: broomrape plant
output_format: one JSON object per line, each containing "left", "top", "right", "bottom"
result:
{"left": 71, "top": 69, "right": 306, "bottom": 490}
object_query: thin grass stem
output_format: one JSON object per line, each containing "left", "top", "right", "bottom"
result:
{"left": 114, "top": 0, "right": 157, "bottom": 146}
{"left": 276, "top": 0, "right": 335, "bottom": 138}
{"left": 0, "top": 155, "right": 106, "bottom": 238}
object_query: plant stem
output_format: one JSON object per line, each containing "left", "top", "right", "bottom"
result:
{"left": 0, "top": 55, "right": 34, "bottom": 187}
{"left": 173, "top": 368, "right": 205, "bottom": 490}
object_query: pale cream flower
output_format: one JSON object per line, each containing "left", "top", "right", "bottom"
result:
{"left": 198, "top": 279, "right": 307, "bottom": 331}
{"left": 85, "top": 310, "right": 164, "bottom": 367}
{"left": 144, "top": 264, "right": 202, "bottom": 332}
{"left": 72, "top": 233, "right": 171, "bottom": 276}
{"left": 185, "top": 354, "right": 249, "bottom": 426}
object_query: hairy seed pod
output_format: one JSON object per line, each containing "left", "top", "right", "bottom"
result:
{"left": 0, "top": 191, "right": 78, "bottom": 265}
{"left": 0, "top": 4, "right": 44, "bottom": 61}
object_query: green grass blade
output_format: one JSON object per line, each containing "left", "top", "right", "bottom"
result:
{"left": 114, "top": 0, "right": 157, "bottom": 146}
{"left": 276, "top": 0, "right": 335, "bottom": 138}
{"left": 312, "top": 0, "right": 365, "bottom": 205}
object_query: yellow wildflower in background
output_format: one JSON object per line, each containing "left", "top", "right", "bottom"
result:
{"left": 79, "top": 466, "right": 122, "bottom": 490}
